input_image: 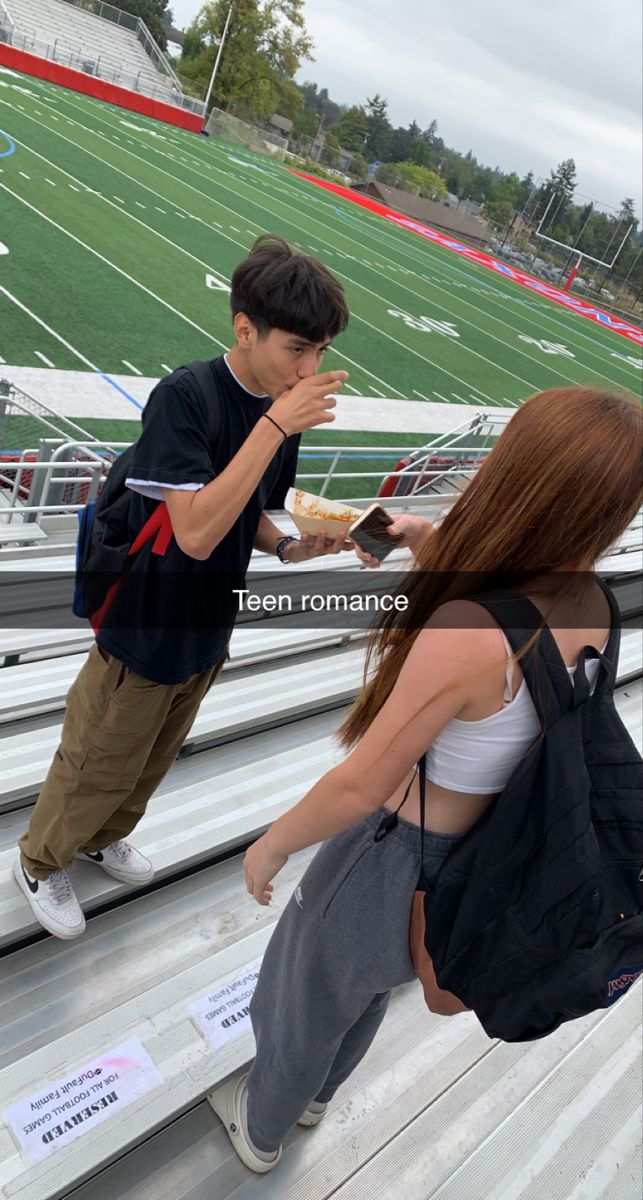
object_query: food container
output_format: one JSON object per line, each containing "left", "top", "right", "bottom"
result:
{"left": 285, "top": 487, "right": 362, "bottom": 538}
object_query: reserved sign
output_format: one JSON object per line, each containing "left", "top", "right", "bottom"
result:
{"left": 188, "top": 965, "right": 260, "bottom": 1050}
{"left": 3, "top": 1037, "right": 163, "bottom": 1164}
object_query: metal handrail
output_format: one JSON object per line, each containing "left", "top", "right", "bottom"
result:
{"left": 0, "top": 0, "right": 14, "bottom": 31}
{"left": 1, "top": 25, "right": 205, "bottom": 114}
{"left": 58, "top": 0, "right": 193, "bottom": 93}
{"left": 134, "top": 15, "right": 182, "bottom": 91}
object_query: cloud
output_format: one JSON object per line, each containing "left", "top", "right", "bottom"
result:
{"left": 298, "top": 0, "right": 642, "bottom": 212}
{"left": 171, "top": 0, "right": 642, "bottom": 211}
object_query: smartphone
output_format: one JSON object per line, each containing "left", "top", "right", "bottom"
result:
{"left": 348, "top": 504, "right": 405, "bottom": 562}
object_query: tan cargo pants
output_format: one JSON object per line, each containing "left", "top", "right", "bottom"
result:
{"left": 19, "top": 644, "right": 226, "bottom": 879}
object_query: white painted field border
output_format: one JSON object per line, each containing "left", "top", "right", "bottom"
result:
{"left": 0, "top": 184, "right": 227, "bottom": 352}
{"left": 0, "top": 100, "right": 396, "bottom": 397}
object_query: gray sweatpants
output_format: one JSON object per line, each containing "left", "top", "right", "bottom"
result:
{"left": 247, "top": 808, "right": 463, "bottom": 1151}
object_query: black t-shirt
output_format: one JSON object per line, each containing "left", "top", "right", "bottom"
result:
{"left": 96, "top": 357, "right": 300, "bottom": 684}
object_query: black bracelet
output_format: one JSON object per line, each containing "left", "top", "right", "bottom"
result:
{"left": 276, "top": 535, "right": 298, "bottom": 563}
{"left": 262, "top": 412, "right": 288, "bottom": 442}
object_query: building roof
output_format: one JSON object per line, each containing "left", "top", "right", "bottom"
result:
{"left": 354, "top": 180, "right": 491, "bottom": 244}
{"left": 270, "top": 114, "right": 293, "bottom": 134}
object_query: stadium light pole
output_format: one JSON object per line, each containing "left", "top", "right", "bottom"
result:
{"left": 204, "top": 3, "right": 233, "bottom": 117}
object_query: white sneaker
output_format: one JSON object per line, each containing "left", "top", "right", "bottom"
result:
{"left": 208, "top": 1073, "right": 282, "bottom": 1174}
{"left": 79, "top": 840, "right": 154, "bottom": 885}
{"left": 13, "top": 857, "right": 86, "bottom": 940}
{"left": 298, "top": 1100, "right": 328, "bottom": 1127}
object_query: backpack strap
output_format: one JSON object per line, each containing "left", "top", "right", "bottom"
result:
{"left": 586, "top": 575, "right": 621, "bottom": 697}
{"left": 471, "top": 580, "right": 621, "bottom": 722}
{"left": 469, "top": 590, "right": 573, "bottom": 728}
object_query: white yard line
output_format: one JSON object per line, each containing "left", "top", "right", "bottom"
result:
{"left": 0, "top": 285, "right": 100, "bottom": 371}
{"left": 6, "top": 128, "right": 235, "bottom": 298}
{"left": 252, "top": 163, "right": 640, "bottom": 383}
{"left": 34, "top": 350, "right": 55, "bottom": 367}
{"left": 122, "top": 360, "right": 142, "bottom": 375}
{"left": 0, "top": 183, "right": 227, "bottom": 351}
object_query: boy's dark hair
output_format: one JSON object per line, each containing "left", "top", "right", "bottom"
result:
{"left": 230, "top": 234, "right": 349, "bottom": 342}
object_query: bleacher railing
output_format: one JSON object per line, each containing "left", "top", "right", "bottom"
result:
{"left": 0, "top": 0, "right": 14, "bottom": 35}
{"left": 0, "top": 13, "right": 205, "bottom": 115}
{"left": 0, "top": 438, "right": 505, "bottom": 530}
{"left": 59, "top": 0, "right": 195, "bottom": 98}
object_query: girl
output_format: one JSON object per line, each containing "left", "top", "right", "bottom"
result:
{"left": 209, "top": 386, "right": 642, "bottom": 1172}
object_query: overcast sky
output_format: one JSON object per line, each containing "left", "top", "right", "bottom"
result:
{"left": 171, "top": 0, "right": 642, "bottom": 215}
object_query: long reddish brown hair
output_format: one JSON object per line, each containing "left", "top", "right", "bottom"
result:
{"left": 339, "top": 386, "right": 642, "bottom": 749}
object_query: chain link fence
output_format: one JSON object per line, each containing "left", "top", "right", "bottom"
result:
{"left": 205, "top": 108, "right": 288, "bottom": 160}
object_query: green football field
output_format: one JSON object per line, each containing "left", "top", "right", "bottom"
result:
{"left": 0, "top": 69, "right": 641, "bottom": 434}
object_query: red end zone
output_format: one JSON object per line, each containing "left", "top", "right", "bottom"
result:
{"left": 0, "top": 44, "right": 204, "bottom": 133}
{"left": 290, "top": 171, "right": 642, "bottom": 348}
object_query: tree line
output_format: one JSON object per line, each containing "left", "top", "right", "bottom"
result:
{"left": 108, "top": 0, "right": 640, "bottom": 280}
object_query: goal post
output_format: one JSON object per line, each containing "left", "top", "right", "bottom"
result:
{"left": 534, "top": 190, "right": 634, "bottom": 287}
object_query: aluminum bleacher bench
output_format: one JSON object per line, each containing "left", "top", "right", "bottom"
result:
{"left": 0, "top": 669, "right": 640, "bottom": 949}
{"left": 0, "top": 626, "right": 361, "bottom": 719}
{"left": 0, "top": 565, "right": 639, "bottom": 671}
{"left": 0, "top": 525, "right": 46, "bottom": 546}
{"left": 0, "top": 844, "right": 640, "bottom": 1199}
{"left": 0, "top": 643, "right": 365, "bottom": 813}
{"left": 0, "top": 627, "right": 639, "bottom": 815}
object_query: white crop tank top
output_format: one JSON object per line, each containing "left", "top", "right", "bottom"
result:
{"left": 425, "top": 633, "right": 606, "bottom": 795}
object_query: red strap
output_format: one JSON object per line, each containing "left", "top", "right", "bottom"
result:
{"left": 91, "top": 502, "right": 174, "bottom": 634}
{"left": 128, "top": 501, "right": 173, "bottom": 556}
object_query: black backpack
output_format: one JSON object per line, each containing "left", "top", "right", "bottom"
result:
{"left": 73, "top": 361, "right": 220, "bottom": 626}
{"left": 421, "top": 583, "right": 643, "bottom": 1042}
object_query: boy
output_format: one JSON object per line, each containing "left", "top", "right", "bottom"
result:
{"left": 14, "top": 233, "right": 356, "bottom": 939}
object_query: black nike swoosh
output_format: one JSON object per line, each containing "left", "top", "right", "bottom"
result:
{"left": 22, "top": 866, "right": 39, "bottom": 894}
{"left": 84, "top": 851, "right": 104, "bottom": 862}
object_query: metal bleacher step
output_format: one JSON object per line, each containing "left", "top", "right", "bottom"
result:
{"left": 0, "top": 627, "right": 640, "bottom": 817}
{"left": 0, "top": 845, "right": 639, "bottom": 1200}
{"left": 1, "top": 677, "right": 640, "bottom": 952}
{"left": 0, "top": 643, "right": 364, "bottom": 812}
{"left": 0, "top": 567, "right": 639, "bottom": 671}
{"left": 0, "top": 720, "right": 344, "bottom": 948}
{"left": 0, "top": 626, "right": 361, "bottom": 721}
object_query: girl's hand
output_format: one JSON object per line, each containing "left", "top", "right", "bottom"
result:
{"left": 346, "top": 515, "right": 436, "bottom": 569}
{"left": 387, "top": 515, "right": 435, "bottom": 551}
{"left": 243, "top": 836, "right": 288, "bottom": 905}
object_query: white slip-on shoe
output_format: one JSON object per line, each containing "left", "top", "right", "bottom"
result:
{"left": 13, "top": 857, "right": 86, "bottom": 940}
{"left": 207, "top": 1073, "right": 282, "bottom": 1174}
{"left": 297, "top": 1100, "right": 328, "bottom": 1127}
{"left": 79, "top": 840, "right": 154, "bottom": 885}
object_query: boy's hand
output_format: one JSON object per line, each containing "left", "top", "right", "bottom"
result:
{"left": 284, "top": 529, "right": 353, "bottom": 562}
{"left": 270, "top": 370, "right": 348, "bottom": 435}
